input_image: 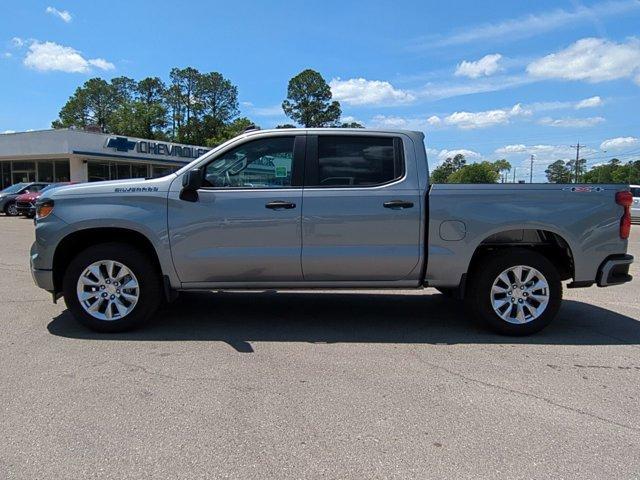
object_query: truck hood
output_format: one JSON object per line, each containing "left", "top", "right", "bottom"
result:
{"left": 47, "top": 175, "right": 176, "bottom": 198}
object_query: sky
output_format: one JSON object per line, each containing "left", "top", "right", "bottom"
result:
{"left": 1, "top": 0, "right": 640, "bottom": 181}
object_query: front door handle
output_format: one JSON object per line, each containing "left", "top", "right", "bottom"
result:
{"left": 265, "top": 200, "right": 296, "bottom": 210}
{"left": 383, "top": 200, "right": 414, "bottom": 209}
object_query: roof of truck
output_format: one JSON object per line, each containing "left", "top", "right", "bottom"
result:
{"left": 243, "top": 127, "right": 425, "bottom": 138}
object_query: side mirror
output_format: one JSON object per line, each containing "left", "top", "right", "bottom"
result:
{"left": 180, "top": 168, "right": 202, "bottom": 202}
{"left": 182, "top": 168, "right": 203, "bottom": 190}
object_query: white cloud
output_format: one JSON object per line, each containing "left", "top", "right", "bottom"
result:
{"left": 600, "top": 136, "right": 639, "bottom": 150}
{"left": 538, "top": 116, "right": 605, "bottom": 128}
{"left": 418, "top": 75, "right": 534, "bottom": 101}
{"left": 455, "top": 54, "right": 502, "bottom": 78}
{"left": 2, "top": 52, "right": 11, "bottom": 59}
{"left": 575, "top": 96, "right": 603, "bottom": 109}
{"left": 495, "top": 143, "right": 596, "bottom": 162}
{"left": 87, "top": 58, "right": 115, "bottom": 70}
{"left": 1, "top": 130, "right": 16, "bottom": 134}
{"left": 437, "top": 149, "right": 482, "bottom": 161}
{"left": 23, "top": 41, "right": 114, "bottom": 73}
{"left": 527, "top": 38, "right": 640, "bottom": 83}
{"left": 444, "top": 103, "right": 531, "bottom": 129}
{"left": 426, "top": 115, "right": 441, "bottom": 126}
{"left": 11, "top": 37, "right": 24, "bottom": 48}
{"left": 411, "top": 0, "right": 640, "bottom": 48}
{"left": 330, "top": 78, "right": 416, "bottom": 106}
{"left": 45, "top": 6, "right": 72, "bottom": 23}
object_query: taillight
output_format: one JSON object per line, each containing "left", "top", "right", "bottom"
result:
{"left": 615, "top": 191, "right": 632, "bottom": 239}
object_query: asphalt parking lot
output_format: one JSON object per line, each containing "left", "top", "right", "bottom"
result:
{"left": 1, "top": 217, "right": 639, "bottom": 479}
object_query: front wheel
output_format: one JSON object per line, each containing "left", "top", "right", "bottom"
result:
{"left": 4, "top": 201, "right": 18, "bottom": 216}
{"left": 63, "top": 243, "right": 162, "bottom": 332}
{"left": 467, "top": 249, "right": 562, "bottom": 335}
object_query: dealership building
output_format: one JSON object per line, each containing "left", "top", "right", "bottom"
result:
{"left": 0, "top": 129, "right": 210, "bottom": 189}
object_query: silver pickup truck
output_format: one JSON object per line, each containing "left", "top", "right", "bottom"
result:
{"left": 30, "top": 128, "right": 634, "bottom": 335}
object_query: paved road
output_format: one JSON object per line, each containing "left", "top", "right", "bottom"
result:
{"left": 1, "top": 216, "right": 639, "bottom": 479}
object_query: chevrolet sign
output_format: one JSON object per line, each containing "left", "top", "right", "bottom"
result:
{"left": 106, "top": 136, "right": 210, "bottom": 159}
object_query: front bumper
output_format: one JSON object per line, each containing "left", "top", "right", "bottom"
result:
{"left": 30, "top": 244, "right": 54, "bottom": 292}
{"left": 597, "top": 254, "right": 634, "bottom": 287}
{"left": 31, "top": 267, "right": 54, "bottom": 292}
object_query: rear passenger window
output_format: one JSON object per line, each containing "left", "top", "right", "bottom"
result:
{"left": 314, "top": 136, "right": 404, "bottom": 187}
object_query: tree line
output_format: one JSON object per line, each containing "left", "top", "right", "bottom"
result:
{"left": 52, "top": 68, "right": 361, "bottom": 147}
{"left": 545, "top": 157, "right": 640, "bottom": 184}
{"left": 432, "top": 153, "right": 639, "bottom": 184}
{"left": 430, "top": 154, "right": 512, "bottom": 183}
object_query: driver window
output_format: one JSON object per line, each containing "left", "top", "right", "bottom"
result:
{"left": 203, "top": 136, "right": 295, "bottom": 189}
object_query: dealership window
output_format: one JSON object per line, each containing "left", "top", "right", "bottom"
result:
{"left": 131, "top": 164, "right": 149, "bottom": 178}
{"left": 38, "top": 161, "right": 54, "bottom": 182}
{"left": 54, "top": 160, "right": 70, "bottom": 182}
{"left": 151, "top": 164, "right": 178, "bottom": 178}
{"left": 87, "top": 161, "right": 173, "bottom": 182}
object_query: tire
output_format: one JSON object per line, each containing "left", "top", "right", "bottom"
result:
{"left": 466, "top": 248, "right": 562, "bottom": 335}
{"left": 63, "top": 243, "right": 162, "bottom": 332}
{"left": 4, "top": 201, "right": 18, "bottom": 216}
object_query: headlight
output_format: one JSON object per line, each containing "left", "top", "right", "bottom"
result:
{"left": 36, "top": 200, "right": 54, "bottom": 220}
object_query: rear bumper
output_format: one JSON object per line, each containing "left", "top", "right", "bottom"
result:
{"left": 596, "top": 254, "right": 634, "bottom": 287}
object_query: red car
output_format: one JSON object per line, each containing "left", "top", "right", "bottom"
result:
{"left": 15, "top": 183, "right": 72, "bottom": 217}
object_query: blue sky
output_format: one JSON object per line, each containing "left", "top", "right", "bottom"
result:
{"left": 1, "top": 0, "right": 640, "bottom": 180}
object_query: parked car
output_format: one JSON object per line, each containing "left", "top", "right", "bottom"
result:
{"left": 631, "top": 185, "right": 639, "bottom": 222}
{"left": 0, "top": 182, "right": 49, "bottom": 216}
{"left": 30, "top": 128, "right": 634, "bottom": 335}
{"left": 15, "top": 183, "right": 72, "bottom": 218}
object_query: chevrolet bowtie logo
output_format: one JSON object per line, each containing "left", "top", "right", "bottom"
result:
{"left": 106, "top": 136, "right": 136, "bottom": 152}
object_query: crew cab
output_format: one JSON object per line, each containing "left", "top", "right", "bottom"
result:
{"left": 30, "top": 128, "right": 634, "bottom": 335}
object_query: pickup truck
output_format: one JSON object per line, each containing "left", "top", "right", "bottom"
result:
{"left": 30, "top": 128, "right": 634, "bottom": 335}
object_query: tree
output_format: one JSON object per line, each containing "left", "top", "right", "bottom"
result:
{"left": 52, "top": 78, "right": 126, "bottom": 132}
{"left": 205, "top": 117, "right": 255, "bottom": 147}
{"left": 447, "top": 162, "right": 500, "bottom": 183}
{"left": 567, "top": 157, "right": 587, "bottom": 183}
{"left": 194, "top": 72, "right": 239, "bottom": 144}
{"left": 282, "top": 69, "right": 341, "bottom": 127}
{"left": 276, "top": 124, "right": 297, "bottom": 129}
{"left": 583, "top": 158, "right": 620, "bottom": 183}
{"left": 492, "top": 159, "right": 511, "bottom": 183}
{"left": 611, "top": 160, "right": 640, "bottom": 184}
{"left": 110, "top": 77, "right": 168, "bottom": 139}
{"left": 430, "top": 153, "right": 466, "bottom": 183}
{"left": 339, "top": 122, "right": 364, "bottom": 128}
{"left": 545, "top": 160, "right": 572, "bottom": 183}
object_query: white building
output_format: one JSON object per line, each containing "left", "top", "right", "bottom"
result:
{"left": 0, "top": 129, "right": 210, "bottom": 188}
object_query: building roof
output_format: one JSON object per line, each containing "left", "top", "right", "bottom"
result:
{"left": 0, "top": 129, "right": 209, "bottom": 164}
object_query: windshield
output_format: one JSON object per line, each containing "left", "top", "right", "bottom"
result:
{"left": 631, "top": 187, "right": 640, "bottom": 198}
{"left": 0, "top": 183, "right": 28, "bottom": 194}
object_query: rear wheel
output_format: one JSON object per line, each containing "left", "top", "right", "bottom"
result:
{"left": 63, "top": 243, "right": 162, "bottom": 332}
{"left": 4, "top": 201, "right": 18, "bottom": 216}
{"left": 467, "top": 249, "right": 562, "bottom": 335}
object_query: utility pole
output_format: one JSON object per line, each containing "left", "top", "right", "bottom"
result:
{"left": 570, "top": 142, "right": 582, "bottom": 183}
{"left": 529, "top": 154, "right": 534, "bottom": 183}
{"left": 512, "top": 167, "right": 516, "bottom": 183}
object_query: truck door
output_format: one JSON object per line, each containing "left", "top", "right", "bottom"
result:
{"left": 301, "top": 134, "right": 422, "bottom": 281}
{"left": 168, "top": 135, "right": 305, "bottom": 284}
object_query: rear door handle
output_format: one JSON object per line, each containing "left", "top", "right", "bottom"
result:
{"left": 265, "top": 200, "right": 296, "bottom": 210}
{"left": 383, "top": 200, "right": 414, "bottom": 209}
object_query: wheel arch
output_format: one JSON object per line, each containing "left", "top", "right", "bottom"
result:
{"left": 467, "top": 228, "right": 575, "bottom": 284}
{"left": 52, "top": 227, "right": 164, "bottom": 295}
